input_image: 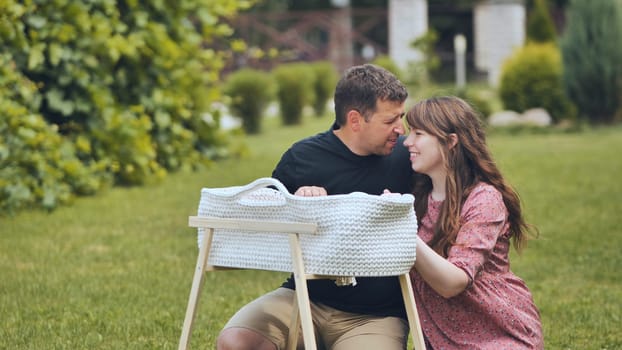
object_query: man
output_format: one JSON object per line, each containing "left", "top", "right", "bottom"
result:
{"left": 217, "top": 64, "right": 414, "bottom": 350}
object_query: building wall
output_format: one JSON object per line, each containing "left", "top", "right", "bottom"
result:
{"left": 389, "top": 0, "right": 428, "bottom": 71}
{"left": 474, "top": 0, "right": 526, "bottom": 86}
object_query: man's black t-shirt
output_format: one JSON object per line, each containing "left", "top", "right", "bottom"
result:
{"left": 271, "top": 126, "right": 415, "bottom": 319}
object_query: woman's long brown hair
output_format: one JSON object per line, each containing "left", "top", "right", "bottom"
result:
{"left": 406, "top": 96, "right": 536, "bottom": 257}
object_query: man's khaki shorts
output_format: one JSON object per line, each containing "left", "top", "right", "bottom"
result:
{"left": 221, "top": 287, "right": 409, "bottom": 350}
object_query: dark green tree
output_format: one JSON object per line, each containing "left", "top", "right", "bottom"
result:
{"left": 560, "top": 0, "right": 622, "bottom": 123}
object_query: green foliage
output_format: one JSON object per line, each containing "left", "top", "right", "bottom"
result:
{"left": 0, "top": 0, "right": 253, "bottom": 190}
{"left": 407, "top": 29, "right": 441, "bottom": 85}
{"left": 308, "top": 61, "right": 338, "bottom": 117}
{"left": 414, "top": 82, "right": 500, "bottom": 121}
{"left": 560, "top": 0, "right": 622, "bottom": 124}
{"left": 224, "top": 68, "right": 275, "bottom": 134}
{"left": 371, "top": 55, "right": 404, "bottom": 82}
{"left": 272, "top": 63, "right": 315, "bottom": 125}
{"left": 527, "top": 0, "right": 558, "bottom": 43}
{"left": 0, "top": 54, "right": 106, "bottom": 213}
{"left": 452, "top": 88, "right": 494, "bottom": 122}
{"left": 499, "top": 43, "right": 576, "bottom": 123}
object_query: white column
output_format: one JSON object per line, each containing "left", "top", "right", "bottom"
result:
{"left": 389, "top": 0, "right": 428, "bottom": 71}
{"left": 474, "top": 0, "right": 525, "bottom": 86}
{"left": 454, "top": 34, "right": 467, "bottom": 89}
{"left": 329, "top": 0, "right": 353, "bottom": 72}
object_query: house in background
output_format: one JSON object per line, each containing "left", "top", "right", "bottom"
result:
{"left": 227, "top": 0, "right": 526, "bottom": 86}
{"left": 473, "top": 0, "right": 525, "bottom": 86}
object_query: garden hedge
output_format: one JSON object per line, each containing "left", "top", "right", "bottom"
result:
{"left": 0, "top": 0, "right": 254, "bottom": 213}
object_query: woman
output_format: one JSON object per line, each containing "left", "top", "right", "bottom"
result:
{"left": 402, "top": 96, "right": 543, "bottom": 349}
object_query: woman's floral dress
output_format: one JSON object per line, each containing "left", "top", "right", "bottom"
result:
{"left": 411, "top": 183, "right": 544, "bottom": 350}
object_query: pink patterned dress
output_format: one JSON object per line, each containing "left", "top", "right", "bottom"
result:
{"left": 411, "top": 183, "right": 543, "bottom": 349}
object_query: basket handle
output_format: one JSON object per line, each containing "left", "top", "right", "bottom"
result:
{"left": 233, "top": 177, "right": 292, "bottom": 199}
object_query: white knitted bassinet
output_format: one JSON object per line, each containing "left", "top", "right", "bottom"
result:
{"left": 196, "top": 177, "right": 417, "bottom": 277}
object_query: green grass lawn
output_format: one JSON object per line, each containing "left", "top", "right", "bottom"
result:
{"left": 1, "top": 113, "right": 621, "bottom": 349}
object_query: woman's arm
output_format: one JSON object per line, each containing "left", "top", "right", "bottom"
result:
{"left": 413, "top": 236, "right": 470, "bottom": 298}
{"left": 414, "top": 184, "right": 507, "bottom": 298}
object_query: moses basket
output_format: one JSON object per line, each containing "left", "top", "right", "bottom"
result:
{"left": 196, "top": 177, "right": 418, "bottom": 277}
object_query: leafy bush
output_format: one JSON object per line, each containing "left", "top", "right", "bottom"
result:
{"left": 561, "top": 0, "right": 622, "bottom": 123}
{"left": 309, "top": 61, "right": 338, "bottom": 117}
{"left": 371, "top": 55, "right": 404, "bottom": 82}
{"left": 527, "top": 0, "right": 558, "bottom": 43}
{"left": 406, "top": 29, "right": 440, "bottom": 86}
{"left": 454, "top": 89, "right": 494, "bottom": 122}
{"left": 426, "top": 85, "right": 494, "bottom": 124}
{"left": 224, "top": 68, "right": 275, "bottom": 134}
{"left": 0, "top": 54, "right": 106, "bottom": 213}
{"left": 272, "top": 63, "right": 315, "bottom": 125}
{"left": 499, "top": 43, "right": 576, "bottom": 123}
{"left": 0, "top": 0, "right": 252, "bottom": 187}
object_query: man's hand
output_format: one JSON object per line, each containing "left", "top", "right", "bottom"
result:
{"left": 294, "top": 186, "right": 327, "bottom": 197}
{"left": 381, "top": 189, "right": 401, "bottom": 197}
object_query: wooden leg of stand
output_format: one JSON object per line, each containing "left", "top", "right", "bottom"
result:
{"left": 178, "top": 229, "right": 214, "bottom": 350}
{"left": 288, "top": 234, "right": 317, "bottom": 350}
{"left": 399, "top": 274, "right": 426, "bottom": 350}
{"left": 286, "top": 293, "right": 301, "bottom": 350}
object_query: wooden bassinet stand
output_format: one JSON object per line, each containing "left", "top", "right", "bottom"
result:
{"left": 178, "top": 215, "right": 426, "bottom": 350}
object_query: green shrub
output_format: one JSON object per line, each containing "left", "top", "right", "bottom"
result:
{"left": 561, "top": 0, "right": 622, "bottom": 124}
{"left": 527, "top": 0, "right": 558, "bottom": 43}
{"left": 224, "top": 68, "right": 275, "bottom": 134}
{"left": 309, "top": 61, "right": 338, "bottom": 117}
{"left": 0, "top": 54, "right": 106, "bottom": 213}
{"left": 454, "top": 89, "right": 494, "bottom": 122}
{"left": 371, "top": 55, "right": 404, "bottom": 82}
{"left": 0, "top": 0, "right": 252, "bottom": 187}
{"left": 272, "top": 63, "right": 315, "bottom": 125}
{"left": 499, "top": 43, "right": 576, "bottom": 123}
